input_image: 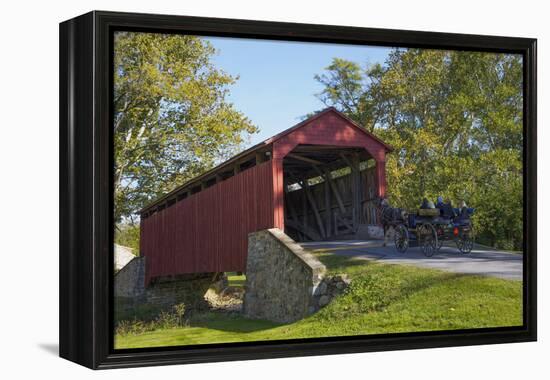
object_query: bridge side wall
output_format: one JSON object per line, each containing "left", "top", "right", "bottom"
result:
{"left": 140, "top": 161, "right": 275, "bottom": 284}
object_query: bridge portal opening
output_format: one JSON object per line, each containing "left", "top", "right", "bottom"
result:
{"left": 282, "top": 144, "right": 381, "bottom": 242}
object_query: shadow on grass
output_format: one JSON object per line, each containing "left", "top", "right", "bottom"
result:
{"left": 385, "top": 272, "right": 469, "bottom": 307}
{"left": 189, "top": 313, "right": 282, "bottom": 333}
{"left": 115, "top": 301, "right": 161, "bottom": 323}
{"left": 314, "top": 252, "right": 373, "bottom": 273}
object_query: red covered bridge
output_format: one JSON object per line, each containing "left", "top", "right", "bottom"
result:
{"left": 139, "top": 108, "right": 392, "bottom": 284}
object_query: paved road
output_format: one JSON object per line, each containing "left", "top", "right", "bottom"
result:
{"left": 300, "top": 240, "right": 523, "bottom": 281}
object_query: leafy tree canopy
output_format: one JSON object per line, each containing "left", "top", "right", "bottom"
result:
{"left": 316, "top": 49, "right": 523, "bottom": 249}
{"left": 114, "top": 32, "right": 257, "bottom": 223}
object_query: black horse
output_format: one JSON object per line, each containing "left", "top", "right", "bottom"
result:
{"left": 376, "top": 198, "right": 407, "bottom": 246}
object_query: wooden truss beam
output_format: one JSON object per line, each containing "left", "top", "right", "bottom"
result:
{"left": 313, "top": 165, "right": 355, "bottom": 234}
{"left": 284, "top": 219, "right": 321, "bottom": 241}
{"left": 301, "top": 179, "right": 326, "bottom": 239}
{"left": 324, "top": 176, "right": 331, "bottom": 235}
{"left": 287, "top": 153, "right": 323, "bottom": 166}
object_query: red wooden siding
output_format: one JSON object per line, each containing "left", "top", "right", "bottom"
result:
{"left": 140, "top": 161, "right": 274, "bottom": 284}
{"left": 272, "top": 112, "right": 387, "bottom": 162}
{"left": 272, "top": 158, "right": 285, "bottom": 230}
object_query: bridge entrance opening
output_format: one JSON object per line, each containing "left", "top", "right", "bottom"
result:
{"left": 282, "top": 144, "right": 382, "bottom": 242}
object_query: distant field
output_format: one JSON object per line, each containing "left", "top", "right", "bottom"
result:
{"left": 115, "top": 253, "right": 523, "bottom": 349}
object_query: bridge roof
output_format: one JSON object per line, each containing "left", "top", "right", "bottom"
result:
{"left": 139, "top": 107, "right": 392, "bottom": 215}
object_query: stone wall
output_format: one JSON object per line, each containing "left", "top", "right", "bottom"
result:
{"left": 114, "top": 256, "right": 215, "bottom": 320}
{"left": 145, "top": 273, "right": 214, "bottom": 312}
{"left": 114, "top": 256, "right": 146, "bottom": 298}
{"left": 313, "top": 274, "right": 351, "bottom": 308}
{"left": 243, "top": 228, "right": 327, "bottom": 323}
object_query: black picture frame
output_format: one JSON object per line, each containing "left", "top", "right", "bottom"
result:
{"left": 59, "top": 10, "right": 537, "bottom": 369}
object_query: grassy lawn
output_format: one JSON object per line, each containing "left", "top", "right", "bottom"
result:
{"left": 226, "top": 272, "right": 246, "bottom": 287}
{"left": 115, "top": 253, "right": 522, "bottom": 349}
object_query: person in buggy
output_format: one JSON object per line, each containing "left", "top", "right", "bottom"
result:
{"left": 435, "top": 197, "right": 456, "bottom": 219}
{"left": 454, "top": 200, "right": 472, "bottom": 224}
{"left": 420, "top": 198, "right": 435, "bottom": 209}
{"left": 431, "top": 196, "right": 457, "bottom": 223}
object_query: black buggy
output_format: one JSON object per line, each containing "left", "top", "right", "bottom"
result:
{"left": 380, "top": 200, "right": 475, "bottom": 257}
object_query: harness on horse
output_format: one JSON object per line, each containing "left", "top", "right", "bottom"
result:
{"left": 378, "top": 199, "right": 406, "bottom": 226}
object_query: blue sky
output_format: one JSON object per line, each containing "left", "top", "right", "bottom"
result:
{"left": 205, "top": 37, "right": 392, "bottom": 146}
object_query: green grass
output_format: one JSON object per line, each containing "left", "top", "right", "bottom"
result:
{"left": 115, "top": 253, "right": 522, "bottom": 349}
{"left": 226, "top": 272, "right": 246, "bottom": 287}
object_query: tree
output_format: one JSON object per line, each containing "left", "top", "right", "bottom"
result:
{"left": 114, "top": 32, "right": 257, "bottom": 223}
{"left": 315, "top": 49, "right": 523, "bottom": 249}
{"left": 314, "top": 58, "right": 384, "bottom": 132}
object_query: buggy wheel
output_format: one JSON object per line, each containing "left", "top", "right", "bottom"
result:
{"left": 418, "top": 223, "right": 438, "bottom": 257}
{"left": 456, "top": 224, "right": 474, "bottom": 254}
{"left": 394, "top": 224, "right": 409, "bottom": 253}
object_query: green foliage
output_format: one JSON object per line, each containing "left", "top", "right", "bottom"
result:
{"left": 315, "top": 49, "right": 523, "bottom": 249}
{"left": 314, "top": 58, "right": 382, "bottom": 131}
{"left": 114, "top": 223, "right": 140, "bottom": 252}
{"left": 114, "top": 32, "right": 257, "bottom": 222}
